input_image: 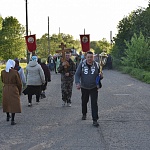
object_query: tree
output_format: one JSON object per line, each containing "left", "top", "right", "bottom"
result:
{"left": 90, "top": 39, "right": 111, "bottom": 54}
{"left": 121, "top": 32, "right": 150, "bottom": 71}
{"left": 0, "top": 15, "right": 2, "bottom": 30}
{"left": 0, "top": 16, "right": 25, "bottom": 60}
{"left": 112, "top": 4, "right": 150, "bottom": 65}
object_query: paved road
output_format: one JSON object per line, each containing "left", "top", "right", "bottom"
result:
{"left": 0, "top": 70, "right": 150, "bottom": 150}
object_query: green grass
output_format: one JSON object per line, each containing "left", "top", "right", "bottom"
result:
{"left": 118, "top": 66, "right": 150, "bottom": 84}
{"left": 0, "top": 63, "right": 27, "bottom": 105}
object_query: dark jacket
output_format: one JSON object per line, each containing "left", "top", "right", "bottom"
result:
{"left": 58, "top": 59, "right": 76, "bottom": 81}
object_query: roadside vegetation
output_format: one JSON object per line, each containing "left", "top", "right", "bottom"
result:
{"left": 111, "top": 3, "right": 150, "bottom": 84}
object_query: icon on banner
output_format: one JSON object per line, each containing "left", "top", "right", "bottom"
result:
{"left": 28, "top": 37, "right": 34, "bottom": 43}
{"left": 82, "top": 36, "right": 88, "bottom": 43}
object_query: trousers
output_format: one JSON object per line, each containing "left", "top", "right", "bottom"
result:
{"left": 81, "top": 87, "right": 99, "bottom": 121}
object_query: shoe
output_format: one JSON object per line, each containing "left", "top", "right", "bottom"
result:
{"left": 28, "top": 103, "right": 32, "bottom": 107}
{"left": 42, "top": 94, "right": 46, "bottom": 98}
{"left": 67, "top": 103, "right": 71, "bottom": 107}
{"left": 82, "top": 115, "right": 86, "bottom": 120}
{"left": 11, "top": 121, "right": 16, "bottom": 125}
{"left": 6, "top": 116, "right": 11, "bottom": 121}
{"left": 93, "top": 121, "right": 99, "bottom": 127}
{"left": 36, "top": 101, "right": 39, "bottom": 105}
{"left": 62, "top": 101, "right": 66, "bottom": 107}
{"left": 40, "top": 94, "right": 43, "bottom": 99}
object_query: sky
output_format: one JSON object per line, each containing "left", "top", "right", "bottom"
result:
{"left": 0, "top": 0, "right": 149, "bottom": 42}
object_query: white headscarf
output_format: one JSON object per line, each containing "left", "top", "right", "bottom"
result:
{"left": 5, "top": 59, "right": 15, "bottom": 72}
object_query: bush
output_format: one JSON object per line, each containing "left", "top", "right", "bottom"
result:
{"left": 119, "top": 65, "right": 150, "bottom": 84}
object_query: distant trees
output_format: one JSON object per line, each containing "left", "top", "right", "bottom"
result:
{"left": 0, "top": 16, "right": 25, "bottom": 60}
{"left": 0, "top": 16, "right": 111, "bottom": 61}
{"left": 90, "top": 38, "right": 111, "bottom": 54}
{"left": 36, "top": 33, "right": 81, "bottom": 58}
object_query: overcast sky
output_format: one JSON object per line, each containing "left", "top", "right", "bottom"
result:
{"left": 0, "top": 0, "right": 149, "bottom": 41}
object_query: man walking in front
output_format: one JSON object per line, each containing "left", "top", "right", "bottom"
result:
{"left": 75, "top": 51, "right": 103, "bottom": 127}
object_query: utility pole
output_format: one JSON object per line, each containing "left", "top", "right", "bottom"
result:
{"left": 25, "top": 0, "right": 30, "bottom": 63}
{"left": 48, "top": 16, "right": 50, "bottom": 56}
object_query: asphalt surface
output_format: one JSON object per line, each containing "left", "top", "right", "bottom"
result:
{"left": 0, "top": 69, "right": 150, "bottom": 150}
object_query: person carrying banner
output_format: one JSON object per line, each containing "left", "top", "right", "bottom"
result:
{"left": 75, "top": 51, "right": 103, "bottom": 127}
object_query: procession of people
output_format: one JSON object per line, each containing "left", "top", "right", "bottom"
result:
{"left": 0, "top": 40, "right": 112, "bottom": 127}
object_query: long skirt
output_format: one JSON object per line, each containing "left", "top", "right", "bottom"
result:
{"left": 22, "top": 85, "right": 41, "bottom": 95}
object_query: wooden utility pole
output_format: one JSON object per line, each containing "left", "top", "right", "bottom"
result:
{"left": 48, "top": 16, "right": 50, "bottom": 56}
{"left": 25, "top": 0, "right": 31, "bottom": 63}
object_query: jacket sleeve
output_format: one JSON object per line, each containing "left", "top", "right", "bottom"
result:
{"left": 57, "top": 61, "right": 64, "bottom": 73}
{"left": 68, "top": 60, "right": 76, "bottom": 76}
{"left": 75, "top": 62, "right": 82, "bottom": 84}
{"left": 39, "top": 65, "right": 45, "bottom": 84}
{"left": 20, "top": 68, "right": 26, "bottom": 84}
{"left": 16, "top": 71, "right": 22, "bottom": 95}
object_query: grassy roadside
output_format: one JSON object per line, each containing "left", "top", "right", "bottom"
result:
{"left": 0, "top": 63, "right": 27, "bottom": 105}
{"left": 116, "top": 66, "right": 150, "bottom": 84}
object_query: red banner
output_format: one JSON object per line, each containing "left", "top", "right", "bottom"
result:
{"left": 80, "top": 34, "right": 90, "bottom": 52}
{"left": 25, "top": 34, "right": 36, "bottom": 52}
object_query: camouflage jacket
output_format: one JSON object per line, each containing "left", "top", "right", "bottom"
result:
{"left": 58, "top": 59, "right": 76, "bottom": 81}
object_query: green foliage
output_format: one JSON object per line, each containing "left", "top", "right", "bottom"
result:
{"left": 90, "top": 38, "right": 111, "bottom": 54}
{"left": 0, "top": 15, "right": 2, "bottom": 30}
{"left": 36, "top": 33, "right": 81, "bottom": 58}
{"left": 112, "top": 5, "right": 150, "bottom": 62}
{"left": 0, "top": 16, "right": 26, "bottom": 60}
{"left": 119, "top": 66, "right": 150, "bottom": 84}
{"left": 121, "top": 32, "right": 150, "bottom": 71}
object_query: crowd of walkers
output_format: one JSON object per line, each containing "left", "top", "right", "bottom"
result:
{"left": 1, "top": 51, "right": 112, "bottom": 127}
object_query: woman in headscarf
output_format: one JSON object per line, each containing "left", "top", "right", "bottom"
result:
{"left": 1, "top": 59, "right": 22, "bottom": 125}
{"left": 23, "top": 56, "right": 45, "bottom": 106}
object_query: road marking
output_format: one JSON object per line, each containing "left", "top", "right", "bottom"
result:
{"left": 113, "top": 94, "right": 131, "bottom": 96}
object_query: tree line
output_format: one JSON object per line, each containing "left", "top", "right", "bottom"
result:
{"left": 111, "top": 2, "right": 150, "bottom": 72}
{"left": 0, "top": 16, "right": 111, "bottom": 61}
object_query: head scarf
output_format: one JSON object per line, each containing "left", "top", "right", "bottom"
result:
{"left": 5, "top": 59, "right": 15, "bottom": 72}
{"left": 31, "top": 56, "right": 38, "bottom": 62}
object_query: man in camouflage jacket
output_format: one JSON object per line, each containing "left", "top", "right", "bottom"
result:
{"left": 58, "top": 52, "right": 76, "bottom": 107}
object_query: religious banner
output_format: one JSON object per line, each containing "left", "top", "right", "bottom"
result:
{"left": 25, "top": 34, "right": 36, "bottom": 52}
{"left": 80, "top": 34, "right": 90, "bottom": 52}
